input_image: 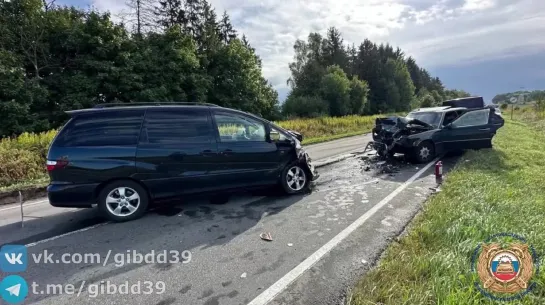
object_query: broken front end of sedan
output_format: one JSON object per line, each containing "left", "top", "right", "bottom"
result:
{"left": 367, "top": 106, "right": 505, "bottom": 163}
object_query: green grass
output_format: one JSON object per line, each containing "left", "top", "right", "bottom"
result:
{"left": 0, "top": 176, "right": 49, "bottom": 193}
{"left": 302, "top": 130, "right": 367, "bottom": 145}
{"left": 349, "top": 120, "right": 545, "bottom": 305}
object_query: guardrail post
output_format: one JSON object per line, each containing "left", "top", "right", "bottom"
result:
{"left": 19, "top": 191, "right": 24, "bottom": 228}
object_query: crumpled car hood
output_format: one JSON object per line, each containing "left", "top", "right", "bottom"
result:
{"left": 375, "top": 116, "right": 432, "bottom": 130}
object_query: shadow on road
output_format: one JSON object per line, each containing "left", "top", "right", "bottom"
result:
{"left": 7, "top": 188, "right": 307, "bottom": 304}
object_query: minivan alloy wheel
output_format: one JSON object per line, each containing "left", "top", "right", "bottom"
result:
{"left": 105, "top": 187, "right": 140, "bottom": 217}
{"left": 286, "top": 166, "right": 307, "bottom": 191}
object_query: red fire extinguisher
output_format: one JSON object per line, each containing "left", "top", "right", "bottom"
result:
{"left": 435, "top": 161, "right": 443, "bottom": 184}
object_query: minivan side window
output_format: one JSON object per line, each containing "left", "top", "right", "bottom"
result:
{"left": 214, "top": 112, "right": 266, "bottom": 142}
{"left": 142, "top": 108, "right": 213, "bottom": 144}
{"left": 56, "top": 110, "right": 145, "bottom": 147}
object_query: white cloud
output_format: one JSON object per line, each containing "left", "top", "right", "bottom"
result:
{"left": 92, "top": 0, "right": 545, "bottom": 96}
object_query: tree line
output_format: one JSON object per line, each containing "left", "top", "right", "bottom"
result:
{"left": 0, "top": 0, "right": 279, "bottom": 137}
{"left": 1, "top": 0, "right": 471, "bottom": 138}
{"left": 283, "top": 27, "right": 471, "bottom": 118}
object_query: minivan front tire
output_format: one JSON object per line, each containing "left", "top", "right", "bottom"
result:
{"left": 98, "top": 180, "right": 149, "bottom": 222}
{"left": 280, "top": 162, "right": 309, "bottom": 194}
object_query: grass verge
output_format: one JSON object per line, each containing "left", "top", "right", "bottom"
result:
{"left": 349, "top": 120, "right": 545, "bottom": 305}
{"left": 0, "top": 176, "right": 49, "bottom": 193}
{"left": 302, "top": 130, "right": 368, "bottom": 145}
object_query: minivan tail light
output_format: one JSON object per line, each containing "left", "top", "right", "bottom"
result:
{"left": 46, "top": 159, "right": 69, "bottom": 171}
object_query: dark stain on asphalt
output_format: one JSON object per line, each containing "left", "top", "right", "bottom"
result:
{"left": 184, "top": 210, "right": 198, "bottom": 217}
{"left": 255, "top": 266, "right": 268, "bottom": 275}
{"left": 154, "top": 206, "right": 183, "bottom": 217}
{"left": 203, "top": 290, "right": 239, "bottom": 305}
{"left": 179, "top": 285, "right": 192, "bottom": 294}
{"left": 254, "top": 253, "right": 286, "bottom": 275}
{"left": 154, "top": 263, "right": 172, "bottom": 271}
{"left": 200, "top": 289, "right": 214, "bottom": 299}
{"left": 204, "top": 297, "right": 220, "bottom": 305}
{"left": 231, "top": 230, "right": 240, "bottom": 235}
{"left": 223, "top": 209, "right": 261, "bottom": 221}
{"left": 221, "top": 281, "right": 232, "bottom": 287}
{"left": 241, "top": 251, "right": 254, "bottom": 260}
{"left": 266, "top": 206, "right": 284, "bottom": 214}
{"left": 199, "top": 206, "right": 215, "bottom": 214}
{"left": 206, "top": 224, "right": 220, "bottom": 232}
{"left": 155, "top": 297, "right": 177, "bottom": 305}
{"left": 218, "top": 256, "right": 234, "bottom": 263}
{"left": 216, "top": 234, "right": 226, "bottom": 240}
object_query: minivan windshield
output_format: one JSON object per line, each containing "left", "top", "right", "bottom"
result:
{"left": 406, "top": 112, "right": 442, "bottom": 129}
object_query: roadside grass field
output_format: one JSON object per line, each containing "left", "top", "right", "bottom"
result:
{"left": 349, "top": 120, "right": 545, "bottom": 304}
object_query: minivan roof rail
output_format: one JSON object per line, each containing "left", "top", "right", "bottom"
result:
{"left": 93, "top": 102, "right": 219, "bottom": 108}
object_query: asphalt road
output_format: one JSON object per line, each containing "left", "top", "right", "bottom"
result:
{"left": 0, "top": 134, "right": 460, "bottom": 305}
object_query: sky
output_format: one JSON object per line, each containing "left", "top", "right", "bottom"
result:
{"left": 60, "top": 0, "right": 545, "bottom": 103}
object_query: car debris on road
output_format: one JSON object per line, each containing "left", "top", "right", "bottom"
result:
{"left": 260, "top": 232, "right": 273, "bottom": 241}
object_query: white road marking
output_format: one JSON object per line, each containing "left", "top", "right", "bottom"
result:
{"left": 246, "top": 157, "right": 440, "bottom": 305}
{"left": 0, "top": 199, "right": 49, "bottom": 212}
{"left": 25, "top": 222, "right": 110, "bottom": 248}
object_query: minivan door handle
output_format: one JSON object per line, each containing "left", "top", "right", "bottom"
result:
{"left": 220, "top": 149, "right": 234, "bottom": 156}
{"left": 479, "top": 128, "right": 490, "bottom": 131}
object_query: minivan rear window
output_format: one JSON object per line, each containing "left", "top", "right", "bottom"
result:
{"left": 54, "top": 110, "right": 145, "bottom": 147}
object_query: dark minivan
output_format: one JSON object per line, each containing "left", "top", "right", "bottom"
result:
{"left": 46, "top": 103, "right": 319, "bottom": 222}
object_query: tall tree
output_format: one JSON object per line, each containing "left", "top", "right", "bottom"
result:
{"left": 122, "top": 0, "right": 156, "bottom": 35}
{"left": 219, "top": 11, "right": 236, "bottom": 44}
{"left": 154, "top": 0, "right": 185, "bottom": 29}
{"left": 322, "top": 27, "right": 348, "bottom": 71}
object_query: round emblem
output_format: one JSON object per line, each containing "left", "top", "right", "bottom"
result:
{"left": 472, "top": 233, "right": 539, "bottom": 301}
{"left": 490, "top": 251, "right": 520, "bottom": 282}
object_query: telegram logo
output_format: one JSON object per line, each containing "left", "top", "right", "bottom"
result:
{"left": 0, "top": 275, "right": 29, "bottom": 304}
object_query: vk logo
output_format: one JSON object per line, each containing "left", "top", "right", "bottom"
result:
{"left": 0, "top": 245, "right": 27, "bottom": 272}
{"left": 0, "top": 275, "right": 28, "bottom": 304}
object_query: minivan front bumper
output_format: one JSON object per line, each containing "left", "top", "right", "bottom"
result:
{"left": 47, "top": 183, "right": 98, "bottom": 208}
{"left": 301, "top": 152, "right": 320, "bottom": 181}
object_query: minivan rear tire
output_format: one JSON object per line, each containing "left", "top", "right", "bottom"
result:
{"left": 280, "top": 162, "right": 310, "bottom": 194}
{"left": 98, "top": 180, "right": 149, "bottom": 222}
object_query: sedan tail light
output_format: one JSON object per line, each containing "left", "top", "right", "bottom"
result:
{"left": 46, "top": 159, "right": 69, "bottom": 171}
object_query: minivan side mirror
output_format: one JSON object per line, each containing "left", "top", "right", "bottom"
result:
{"left": 445, "top": 123, "right": 453, "bottom": 129}
{"left": 270, "top": 130, "right": 281, "bottom": 142}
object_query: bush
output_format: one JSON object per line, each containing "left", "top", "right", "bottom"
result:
{"left": 0, "top": 130, "right": 57, "bottom": 188}
{"left": 0, "top": 148, "right": 45, "bottom": 187}
{"left": 500, "top": 103, "right": 508, "bottom": 110}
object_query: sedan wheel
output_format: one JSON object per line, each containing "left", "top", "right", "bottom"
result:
{"left": 414, "top": 141, "right": 435, "bottom": 163}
